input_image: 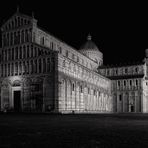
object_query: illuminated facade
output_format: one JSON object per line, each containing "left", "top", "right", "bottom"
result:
{"left": 0, "top": 10, "right": 112, "bottom": 113}
{"left": 0, "top": 10, "right": 148, "bottom": 113}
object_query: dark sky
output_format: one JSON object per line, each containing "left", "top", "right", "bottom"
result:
{"left": 0, "top": 1, "right": 148, "bottom": 65}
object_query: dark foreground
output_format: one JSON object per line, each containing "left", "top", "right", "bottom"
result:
{"left": 1, "top": 113, "right": 148, "bottom": 148}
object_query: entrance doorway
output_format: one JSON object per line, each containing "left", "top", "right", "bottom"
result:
{"left": 130, "top": 105, "right": 134, "bottom": 112}
{"left": 14, "top": 91, "right": 21, "bottom": 112}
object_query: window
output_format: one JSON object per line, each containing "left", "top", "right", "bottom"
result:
{"left": 107, "top": 70, "right": 110, "bottom": 75}
{"left": 39, "top": 59, "right": 42, "bottom": 73}
{"left": 125, "top": 68, "right": 128, "bottom": 74}
{"left": 1, "top": 64, "right": 3, "bottom": 77}
{"left": 59, "top": 47, "right": 62, "bottom": 54}
{"left": 5, "top": 64, "right": 7, "bottom": 76}
{"left": 15, "top": 62, "right": 18, "bottom": 75}
{"left": 115, "top": 69, "right": 118, "bottom": 75}
{"left": 12, "top": 48, "right": 14, "bottom": 60}
{"left": 136, "top": 80, "right": 138, "bottom": 86}
{"left": 124, "top": 80, "right": 126, "bottom": 86}
{"left": 80, "top": 85, "right": 83, "bottom": 93}
{"left": 27, "top": 45, "right": 30, "bottom": 57}
{"left": 50, "top": 42, "right": 53, "bottom": 49}
{"left": 94, "top": 90, "right": 96, "bottom": 96}
{"left": 72, "top": 83, "right": 75, "bottom": 91}
{"left": 130, "top": 80, "right": 132, "bottom": 86}
{"left": 72, "top": 54, "right": 75, "bottom": 60}
{"left": 23, "top": 46, "right": 26, "bottom": 58}
{"left": 30, "top": 60, "right": 33, "bottom": 74}
{"left": 43, "top": 58, "right": 46, "bottom": 73}
{"left": 119, "top": 94, "right": 122, "bottom": 101}
{"left": 47, "top": 58, "right": 51, "bottom": 72}
{"left": 34, "top": 60, "right": 37, "bottom": 73}
{"left": 118, "top": 81, "right": 120, "bottom": 87}
{"left": 11, "top": 63, "right": 14, "bottom": 75}
{"left": 77, "top": 57, "right": 79, "bottom": 62}
{"left": 88, "top": 88, "right": 90, "bottom": 94}
{"left": 66, "top": 50, "right": 68, "bottom": 57}
{"left": 40, "top": 37, "right": 45, "bottom": 45}
{"left": 98, "top": 91, "right": 101, "bottom": 96}
{"left": 135, "top": 67, "right": 138, "bottom": 73}
{"left": 19, "top": 47, "right": 22, "bottom": 59}
{"left": 15, "top": 47, "right": 18, "bottom": 59}
{"left": 63, "top": 60, "right": 65, "bottom": 67}
{"left": 19, "top": 62, "right": 22, "bottom": 75}
{"left": 25, "top": 29, "right": 29, "bottom": 42}
{"left": 8, "top": 63, "right": 10, "bottom": 76}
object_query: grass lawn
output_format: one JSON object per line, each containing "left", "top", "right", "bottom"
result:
{"left": 0, "top": 113, "right": 148, "bottom": 148}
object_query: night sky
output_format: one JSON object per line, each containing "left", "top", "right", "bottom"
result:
{"left": 0, "top": 1, "right": 148, "bottom": 65}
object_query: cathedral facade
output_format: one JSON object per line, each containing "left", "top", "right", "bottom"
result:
{"left": 0, "top": 10, "right": 148, "bottom": 113}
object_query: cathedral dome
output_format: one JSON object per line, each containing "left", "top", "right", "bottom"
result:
{"left": 79, "top": 34, "right": 99, "bottom": 53}
{"left": 79, "top": 34, "right": 103, "bottom": 65}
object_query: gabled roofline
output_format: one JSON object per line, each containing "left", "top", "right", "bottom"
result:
{"left": 1, "top": 11, "right": 37, "bottom": 29}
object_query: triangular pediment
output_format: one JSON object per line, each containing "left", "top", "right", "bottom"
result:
{"left": 1, "top": 12, "right": 36, "bottom": 31}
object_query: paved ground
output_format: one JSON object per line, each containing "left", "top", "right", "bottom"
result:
{"left": 0, "top": 113, "right": 148, "bottom": 148}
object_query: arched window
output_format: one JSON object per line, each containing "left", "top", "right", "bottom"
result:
{"left": 72, "top": 83, "right": 75, "bottom": 91}
{"left": 94, "top": 90, "right": 96, "bottom": 96}
{"left": 39, "top": 59, "right": 42, "bottom": 73}
{"left": 118, "top": 81, "right": 120, "bottom": 87}
{"left": 11, "top": 20, "right": 14, "bottom": 28}
{"left": 21, "top": 30, "right": 24, "bottom": 43}
{"left": 88, "top": 88, "right": 90, "bottom": 94}
{"left": 8, "top": 63, "right": 10, "bottom": 76}
{"left": 31, "top": 45, "right": 33, "bottom": 57}
{"left": 19, "top": 46, "right": 22, "bottom": 59}
{"left": 34, "top": 47, "right": 37, "bottom": 57}
{"left": 21, "top": 18, "right": 23, "bottom": 26}
{"left": 43, "top": 58, "right": 46, "bottom": 73}
{"left": 14, "top": 32, "right": 17, "bottom": 44}
{"left": 15, "top": 17, "right": 17, "bottom": 27}
{"left": 11, "top": 63, "right": 14, "bottom": 76}
{"left": 47, "top": 58, "right": 50, "bottom": 72}
{"left": 30, "top": 60, "right": 33, "bottom": 74}
{"left": 80, "top": 85, "right": 83, "bottom": 93}
{"left": 5, "top": 50, "right": 7, "bottom": 61}
{"left": 15, "top": 47, "right": 18, "bottom": 59}
{"left": 17, "top": 31, "right": 20, "bottom": 44}
{"left": 130, "top": 80, "right": 132, "bottom": 86}
{"left": 34, "top": 60, "right": 37, "bottom": 73}
{"left": 4, "top": 64, "right": 7, "bottom": 76}
{"left": 25, "top": 29, "right": 29, "bottom": 42}
{"left": 7, "top": 33, "right": 9, "bottom": 46}
{"left": 124, "top": 80, "right": 126, "bottom": 86}
{"left": 8, "top": 49, "right": 11, "bottom": 60}
{"left": 1, "top": 64, "right": 3, "bottom": 77}
{"left": 15, "top": 62, "right": 18, "bottom": 75}
{"left": 136, "top": 79, "right": 138, "bottom": 86}
{"left": 19, "top": 62, "right": 22, "bottom": 75}
{"left": 27, "top": 61, "right": 29, "bottom": 74}
{"left": 23, "top": 45, "right": 26, "bottom": 58}
{"left": 135, "top": 67, "right": 138, "bottom": 73}
{"left": 66, "top": 50, "right": 68, "bottom": 57}
{"left": 12, "top": 48, "right": 14, "bottom": 60}
{"left": 18, "top": 17, "right": 20, "bottom": 26}
{"left": 10, "top": 32, "right": 13, "bottom": 45}
{"left": 27, "top": 45, "right": 30, "bottom": 57}
{"left": 24, "top": 19, "right": 27, "bottom": 25}
{"left": 22, "top": 62, "right": 25, "bottom": 74}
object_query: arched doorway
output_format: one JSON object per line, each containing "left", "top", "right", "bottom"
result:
{"left": 12, "top": 80, "right": 22, "bottom": 112}
{"left": 129, "top": 92, "right": 135, "bottom": 112}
